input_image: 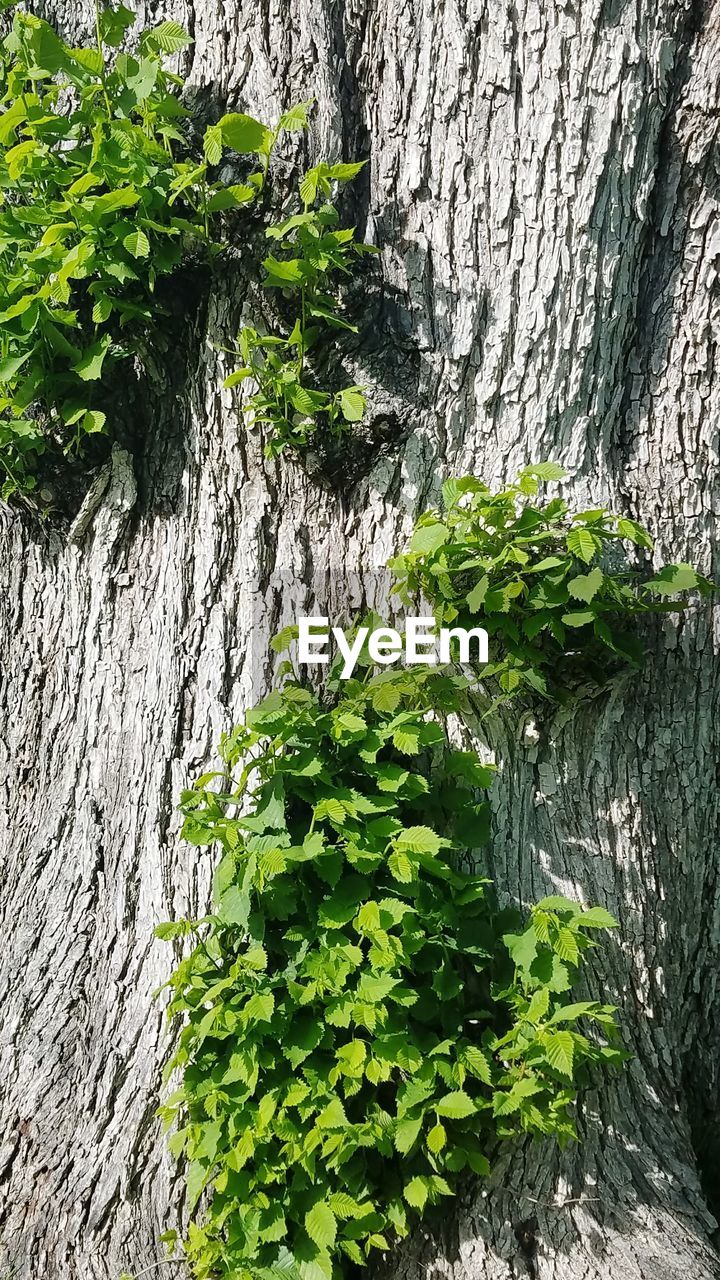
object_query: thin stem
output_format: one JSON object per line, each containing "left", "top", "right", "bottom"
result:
{"left": 260, "top": 125, "right": 280, "bottom": 195}
{"left": 297, "top": 196, "right": 310, "bottom": 383}
{"left": 93, "top": 0, "right": 112, "bottom": 119}
{"left": 200, "top": 167, "right": 210, "bottom": 244}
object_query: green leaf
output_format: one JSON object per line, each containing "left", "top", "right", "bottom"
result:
{"left": 72, "top": 338, "right": 110, "bottom": 382}
{"left": 207, "top": 184, "right": 256, "bottom": 210}
{"left": 92, "top": 296, "right": 113, "bottom": 324}
{"left": 395, "top": 826, "right": 443, "bottom": 856}
{"left": 522, "top": 461, "right": 568, "bottom": 482}
{"left": 204, "top": 125, "right": 223, "bottom": 165}
{"left": 576, "top": 906, "right": 618, "bottom": 929}
{"left": 220, "top": 112, "right": 267, "bottom": 154}
{"left": 224, "top": 368, "right": 253, "bottom": 389}
{"left": 435, "top": 1091, "right": 476, "bottom": 1119}
{"left": 568, "top": 567, "right": 603, "bottom": 603}
{"left": 403, "top": 1177, "right": 428, "bottom": 1210}
{"left": 338, "top": 386, "right": 365, "bottom": 422}
{"left": 147, "top": 19, "right": 192, "bottom": 52}
{"left": 81, "top": 410, "right": 107, "bottom": 435}
{"left": 548, "top": 1001, "right": 604, "bottom": 1025}
{"left": 328, "top": 161, "right": 367, "bottom": 181}
{"left": 459, "top": 1044, "right": 492, "bottom": 1085}
{"left": 645, "top": 564, "right": 705, "bottom": 596}
{"left": 388, "top": 851, "right": 414, "bottom": 883}
{"left": 617, "top": 517, "right": 653, "bottom": 549}
{"left": 99, "top": 3, "right": 136, "bottom": 46}
{"left": 0, "top": 350, "right": 32, "bottom": 383}
{"left": 279, "top": 99, "right": 314, "bottom": 132}
{"left": 410, "top": 521, "right": 449, "bottom": 555}
{"left": 124, "top": 230, "right": 150, "bottom": 259}
{"left": 566, "top": 527, "right": 601, "bottom": 564}
{"left": 394, "top": 1116, "right": 422, "bottom": 1153}
{"left": 466, "top": 575, "right": 489, "bottom": 611}
{"left": 561, "top": 611, "right": 595, "bottom": 628}
{"left": 219, "top": 874, "right": 252, "bottom": 928}
{"left": 299, "top": 169, "right": 319, "bottom": 206}
{"left": 427, "top": 1123, "right": 446, "bottom": 1153}
{"left": 544, "top": 1030, "right": 574, "bottom": 1078}
{"left": 262, "top": 256, "right": 306, "bottom": 286}
{"left": 186, "top": 1160, "right": 207, "bottom": 1211}
{"left": 503, "top": 925, "right": 537, "bottom": 974}
{"left": 554, "top": 926, "right": 580, "bottom": 966}
{"left": 305, "top": 1203, "right": 337, "bottom": 1250}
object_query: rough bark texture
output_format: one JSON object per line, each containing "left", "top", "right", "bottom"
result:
{"left": 1, "top": 0, "right": 719, "bottom": 1278}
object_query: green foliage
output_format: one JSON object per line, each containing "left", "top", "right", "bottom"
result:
{"left": 390, "top": 465, "right": 714, "bottom": 709}
{"left": 159, "top": 669, "right": 623, "bottom": 1280}
{"left": 225, "top": 155, "right": 376, "bottom": 458}
{"left": 0, "top": 1, "right": 279, "bottom": 498}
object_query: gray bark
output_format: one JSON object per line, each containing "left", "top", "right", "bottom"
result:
{"left": 1, "top": 0, "right": 720, "bottom": 1278}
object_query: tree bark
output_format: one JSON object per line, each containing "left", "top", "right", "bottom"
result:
{"left": 1, "top": 0, "right": 719, "bottom": 1278}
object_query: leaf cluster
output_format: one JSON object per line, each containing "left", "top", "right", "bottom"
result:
{"left": 225, "top": 158, "right": 376, "bottom": 458}
{"left": 0, "top": 2, "right": 281, "bottom": 498}
{"left": 159, "top": 669, "right": 622, "bottom": 1280}
{"left": 389, "top": 463, "right": 714, "bottom": 709}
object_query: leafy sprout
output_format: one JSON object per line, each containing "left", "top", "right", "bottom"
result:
{"left": 158, "top": 667, "right": 623, "bottom": 1280}
{"left": 0, "top": 2, "right": 293, "bottom": 498}
{"left": 390, "top": 463, "right": 714, "bottom": 711}
{"left": 224, "top": 156, "right": 376, "bottom": 458}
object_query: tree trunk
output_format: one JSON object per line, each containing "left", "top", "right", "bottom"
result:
{"left": 1, "top": 0, "right": 719, "bottom": 1278}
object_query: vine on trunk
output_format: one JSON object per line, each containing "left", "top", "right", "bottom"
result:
{"left": 155, "top": 473, "right": 711, "bottom": 1280}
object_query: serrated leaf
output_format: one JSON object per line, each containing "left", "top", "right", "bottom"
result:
{"left": 460, "top": 1044, "right": 492, "bottom": 1084}
{"left": 305, "top": 1202, "right": 337, "bottom": 1250}
{"left": 544, "top": 1029, "right": 574, "bottom": 1078}
{"left": 435, "top": 1090, "right": 476, "bottom": 1119}
{"left": 328, "top": 161, "right": 366, "bottom": 181}
{"left": 395, "top": 826, "right": 442, "bottom": 856}
{"left": 427, "top": 1123, "right": 446, "bottom": 1153}
{"left": 554, "top": 926, "right": 580, "bottom": 966}
{"left": 204, "top": 124, "right": 223, "bottom": 165}
{"left": 394, "top": 1116, "right": 422, "bottom": 1153}
{"left": 403, "top": 1176, "right": 428, "bottom": 1210}
{"left": 576, "top": 906, "right": 618, "bottom": 929}
{"left": 123, "top": 230, "right": 150, "bottom": 259}
{"left": 72, "top": 338, "right": 110, "bottom": 382}
{"left": 617, "top": 517, "right": 653, "bottom": 549}
{"left": 388, "top": 851, "right": 414, "bottom": 883}
{"left": 279, "top": 99, "right": 314, "bottom": 132}
{"left": 338, "top": 386, "right": 365, "bottom": 422}
{"left": 523, "top": 461, "right": 568, "bottom": 482}
{"left": 81, "top": 410, "right": 106, "bottom": 435}
{"left": 410, "top": 521, "right": 449, "bottom": 555}
{"left": 566, "top": 527, "right": 601, "bottom": 564}
{"left": 313, "top": 797, "right": 346, "bottom": 824}
{"left": 568, "top": 566, "right": 603, "bottom": 603}
{"left": 148, "top": 19, "right": 192, "bottom": 52}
